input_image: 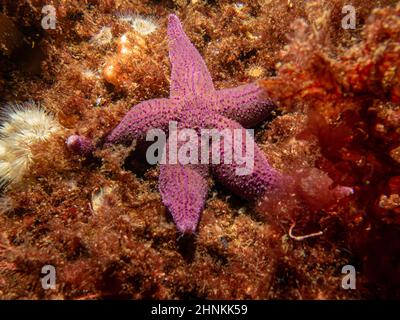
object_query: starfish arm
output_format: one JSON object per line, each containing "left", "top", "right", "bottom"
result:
{"left": 215, "top": 82, "right": 275, "bottom": 128}
{"left": 159, "top": 132, "right": 209, "bottom": 234}
{"left": 159, "top": 163, "right": 209, "bottom": 234}
{"left": 167, "top": 14, "right": 215, "bottom": 98}
{"left": 207, "top": 115, "right": 281, "bottom": 200}
{"left": 106, "top": 98, "right": 179, "bottom": 144}
{"left": 66, "top": 134, "right": 95, "bottom": 157}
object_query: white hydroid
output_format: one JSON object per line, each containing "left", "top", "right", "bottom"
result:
{"left": 0, "top": 102, "right": 61, "bottom": 187}
{"left": 117, "top": 13, "right": 158, "bottom": 36}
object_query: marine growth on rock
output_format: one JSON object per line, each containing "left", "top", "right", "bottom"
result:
{"left": 1, "top": 0, "right": 399, "bottom": 301}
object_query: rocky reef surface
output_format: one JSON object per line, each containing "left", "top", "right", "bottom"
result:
{"left": 0, "top": 0, "right": 399, "bottom": 299}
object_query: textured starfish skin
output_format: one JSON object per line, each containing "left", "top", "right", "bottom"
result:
{"left": 207, "top": 114, "right": 279, "bottom": 200}
{"left": 66, "top": 135, "right": 95, "bottom": 156}
{"left": 67, "top": 14, "right": 280, "bottom": 234}
{"left": 159, "top": 131, "right": 209, "bottom": 234}
{"left": 105, "top": 98, "right": 180, "bottom": 144}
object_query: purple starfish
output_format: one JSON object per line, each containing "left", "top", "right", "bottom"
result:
{"left": 67, "top": 14, "right": 282, "bottom": 234}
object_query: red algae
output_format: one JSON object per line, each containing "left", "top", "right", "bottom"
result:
{"left": 261, "top": 1, "right": 400, "bottom": 298}
{"left": 0, "top": 0, "right": 399, "bottom": 300}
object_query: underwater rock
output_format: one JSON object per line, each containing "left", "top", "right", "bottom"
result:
{"left": 0, "top": 14, "right": 23, "bottom": 56}
{"left": 0, "top": 0, "right": 399, "bottom": 300}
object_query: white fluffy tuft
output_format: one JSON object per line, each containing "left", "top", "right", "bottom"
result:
{"left": 117, "top": 12, "right": 158, "bottom": 36}
{"left": 89, "top": 26, "right": 113, "bottom": 46}
{"left": 0, "top": 102, "right": 61, "bottom": 187}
